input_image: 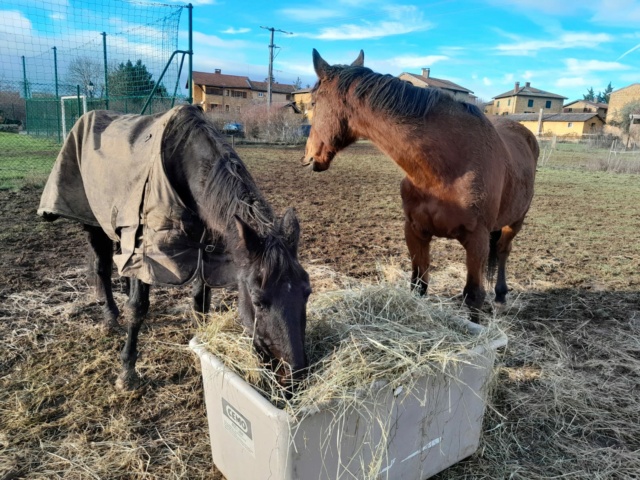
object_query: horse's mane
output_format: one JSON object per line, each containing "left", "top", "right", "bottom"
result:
{"left": 162, "top": 105, "right": 298, "bottom": 277}
{"left": 328, "top": 65, "right": 484, "bottom": 120}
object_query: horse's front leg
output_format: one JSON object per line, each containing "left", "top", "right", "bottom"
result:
{"left": 460, "top": 228, "right": 490, "bottom": 323}
{"left": 84, "top": 225, "right": 119, "bottom": 330}
{"left": 191, "top": 276, "right": 211, "bottom": 313}
{"left": 116, "top": 278, "right": 150, "bottom": 390}
{"left": 404, "top": 219, "right": 432, "bottom": 296}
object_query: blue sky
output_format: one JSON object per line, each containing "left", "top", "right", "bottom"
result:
{"left": 186, "top": 0, "right": 640, "bottom": 102}
{"left": 2, "top": 0, "right": 640, "bottom": 103}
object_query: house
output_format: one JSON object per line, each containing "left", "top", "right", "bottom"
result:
{"left": 292, "top": 88, "right": 313, "bottom": 122}
{"left": 605, "top": 83, "right": 640, "bottom": 125}
{"left": 563, "top": 100, "right": 608, "bottom": 119}
{"left": 191, "top": 70, "right": 296, "bottom": 113}
{"left": 505, "top": 112, "right": 605, "bottom": 136}
{"left": 491, "top": 82, "right": 566, "bottom": 116}
{"left": 398, "top": 68, "right": 474, "bottom": 103}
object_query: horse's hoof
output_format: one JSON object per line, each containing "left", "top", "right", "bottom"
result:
{"left": 493, "top": 301, "right": 508, "bottom": 315}
{"left": 115, "top": 370, "right": 141, "bottom": 391}
{"left": 101, "top": 319, "right": 122, "bottom": 334}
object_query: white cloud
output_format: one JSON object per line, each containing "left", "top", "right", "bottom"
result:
{"left": 555, "top": 77, "right": 589, "bottom": 87}
{"left": 522, "top": 70, "right": 534, "bottom": 80}
{"left": 0, "top": 10, "right": 32, "bottom": 35}
{"left": 222, "top": 27, "right": 250, "bottom": 35}
{"left": 618, "top": 42, "right": 640, "bottom": 60}
{"left": 496, "top": 32, "right": 614, "bottom": 56}
{"left": 504, "top": 73, "right": 514, "bottom": 82}
{"left": 483, "top": 77, "right": 492, "bottom": 86}
{"left": 590, "top": 0, "right": 640, "bottom": 25}
{"left": 305, "top": 5, "right": 432, "bottom": 40}
{"left": 280, "top": 8, "right": 341, "bottom": 22}
{"left": 193, "top": 31, "right": 252, "bottom": 49}
{"left": 385, "top": 55, "right": 448, "bottom": 69}
{"left": 565, "top": 58, "right": 630, "bottom": 75}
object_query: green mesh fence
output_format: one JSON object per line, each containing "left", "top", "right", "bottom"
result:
{"left": 0, "top": 0, "right": 191, "bottom": 189}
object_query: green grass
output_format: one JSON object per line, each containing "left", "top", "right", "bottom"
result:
{"left": 0, "top": 132, "right": 59, "bottom": 189}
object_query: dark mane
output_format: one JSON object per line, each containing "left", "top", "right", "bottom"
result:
{"left": 328, "top": 65, "right": 484, "bottom": 120}
{"left": 162, "top": 105, "right": 297, "bottom": 278}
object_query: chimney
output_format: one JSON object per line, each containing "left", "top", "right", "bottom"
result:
{"left": 214, "top": 69, "right": 221, "bottom": 74}
{"left": 514, "top": 81, "right": 520, "bottom": 93}
{"left": 422, "top": 68, "right": 430, "bottom": 78}
{"left": 525, "top": 81, "right": 531, "bottom": 88}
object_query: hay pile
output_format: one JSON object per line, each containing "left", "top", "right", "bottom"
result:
{"left": 196, "top": 271, "right": 505, "bottom": 415}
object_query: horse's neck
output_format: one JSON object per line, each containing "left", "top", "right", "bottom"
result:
{"left": 195, "top": 154, "right": 275, "bottom": 236}
{"left": 349, "top": 109, "right": 441, "bottom": 187}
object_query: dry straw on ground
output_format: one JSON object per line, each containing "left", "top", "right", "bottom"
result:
{"left": 196, "top": 267, "right": 504, "bottom": 417}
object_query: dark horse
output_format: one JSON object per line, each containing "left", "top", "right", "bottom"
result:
{"left": 39, "top": 105, "right": 311, "bottom": 389}
{"left": 303, "top": 50, "right": 538, "bottom": 318}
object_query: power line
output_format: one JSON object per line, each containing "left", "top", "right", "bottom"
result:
{"left": 260, "top": 26, "right": 292, "bottom": 108}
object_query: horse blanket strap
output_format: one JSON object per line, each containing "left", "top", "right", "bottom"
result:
{"left": 37, "top": 107, "right": 237, "bottom": 288}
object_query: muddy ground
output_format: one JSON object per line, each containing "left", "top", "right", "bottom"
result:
{"left": 1, "top": 142, "right": 639, "bottom": 479}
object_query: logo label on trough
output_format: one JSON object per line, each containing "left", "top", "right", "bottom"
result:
{"left": 222, "top": 399, "right": 255, "bottom": 455}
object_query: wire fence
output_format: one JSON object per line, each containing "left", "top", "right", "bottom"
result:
{"left": 0, "top": 0, "right": 191, "bottom": 188}
{"left": 537, "top": 134, "right": 640, "bottom": 173}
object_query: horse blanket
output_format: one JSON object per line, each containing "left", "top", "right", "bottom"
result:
{"left": 38, "top": 107, "right": 236, "bottom": 287}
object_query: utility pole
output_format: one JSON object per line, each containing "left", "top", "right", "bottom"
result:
{"left": 260, "top": 26, "right": 292, "bottom": 108}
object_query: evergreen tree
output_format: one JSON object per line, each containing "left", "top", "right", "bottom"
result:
{"left": 108, "top": 60, "right": 167, "bottom": 98}
{"left": 597, "top": 82, "right": 614, "bottom": 104}
{"left": 583, "top": 87, "right": 596, "bottom": 101}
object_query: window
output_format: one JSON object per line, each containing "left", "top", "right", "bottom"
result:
{"left": 205, "top": 87, "right": 223, "bottom": 95}
{"left": 567, "top": 122, "right": 573, "bottom": 128}
{"left": 225, "top": 105, "right": 230, "bottom": 112}
{"left": 545, "top": 100, "right": 552, "bottom": 108}
{"left": 258, "top": 92, "right": 264, "bottom": 98}
{"left": 210, "top": 103, "right": 219, "bottom": 109}
{"left": 507, "top": 99, "right": 511, "bottom": 106}
{"left": 527, "top": 99, "right": 534, "bottom": 108}
{"left": 496, "top": 101, "right": 500, "bottom": 107}
{"left": 231, "top": 90, "right": 247, "bottom": 98}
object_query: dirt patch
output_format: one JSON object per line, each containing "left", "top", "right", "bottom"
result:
{"left": 1, "top": 143, "right": 639, "bottom": 479}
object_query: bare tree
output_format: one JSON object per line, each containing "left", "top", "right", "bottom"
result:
{"left": 66, "top": 56, "right": 102, "bottom": 97}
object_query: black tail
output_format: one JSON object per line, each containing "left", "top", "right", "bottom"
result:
{"left": 487, "top": 230, "right": 501, "bottom": 283}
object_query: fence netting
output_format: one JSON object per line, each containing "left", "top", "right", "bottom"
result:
{"left": 1, "top": 0, "right": 188, "bottom": 188}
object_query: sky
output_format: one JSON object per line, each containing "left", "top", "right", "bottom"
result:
{"left": 2, "top": 0, "right": 640, "bottom": 103}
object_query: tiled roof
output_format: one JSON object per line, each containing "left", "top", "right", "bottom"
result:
{"left": 248, "top": 80, "right": 296, "bottom": 94}
{"left": 401, "top": 72, "right": 473, "bottom": 94}
{"left": 504, "top": 112, "right": 603, "bottom": 122}
{"left": 192, "top": 71, "right": 250, "bottom": 89}
{"left": 191, "top": 71, "right": 296, "bottom": 94}
{"left": 564, "top": 100, "right": 608, "bottom": 108}
{"left": 493, "top": 85, "right": 566, "bottom": 100}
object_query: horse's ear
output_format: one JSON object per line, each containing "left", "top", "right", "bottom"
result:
{"left": 280, "top": 208, "right": 300, "bottom": 255}
{"left": 351, "top": 50, "right": 365, "bottom": 67}
{"left": 312, "top": 48, "right": 330, "bottom": 78}
{"left": 233, "top": 215, "right": 263, "bottom": 257}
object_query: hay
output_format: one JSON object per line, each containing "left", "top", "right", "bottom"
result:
{"left": 196, "top": 268, "right": 504, "bottom": 417}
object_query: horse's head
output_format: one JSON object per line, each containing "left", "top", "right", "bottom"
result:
{"left": 302, "top": 49, "right": 365, "bottom": 172}
{"left": 231, "top": 209, "right": 311, "bottom": 391}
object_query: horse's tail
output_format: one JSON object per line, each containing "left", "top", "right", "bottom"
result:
{"left": 487, "top": 230, "right": 501, "bottom": 283}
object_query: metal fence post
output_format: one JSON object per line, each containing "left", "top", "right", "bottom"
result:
{"left": 102, "top": 32, "right": 109, "bottom": 109}
{"left": 53, "top": 46, "right": 61, "bottom": 142}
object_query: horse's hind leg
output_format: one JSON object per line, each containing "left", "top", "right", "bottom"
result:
{"left": 404, "top": 219, "right": 432, "bottom": 295}
{"left": 116, "top": 278, "right": 150, "bottom": 390}
{"left": 84, "top": 225, "right": 119, "bottom": 330}
{"left": 192, "top": 276, "right": 211, "bottom": 313}
{"left": 494, "top": 220, "right": 523, "bottom": 305}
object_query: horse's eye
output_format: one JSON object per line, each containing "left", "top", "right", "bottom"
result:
{"left": 253, "top": 299, "right": 270, "bottom": 310}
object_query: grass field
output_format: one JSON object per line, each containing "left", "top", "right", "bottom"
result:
{"left": 0, "top": 132, "right": 59, "bottom": 189}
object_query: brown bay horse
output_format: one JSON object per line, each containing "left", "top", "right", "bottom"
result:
{"left": 303, "top": 49, "right": 539, "bottom": 318}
